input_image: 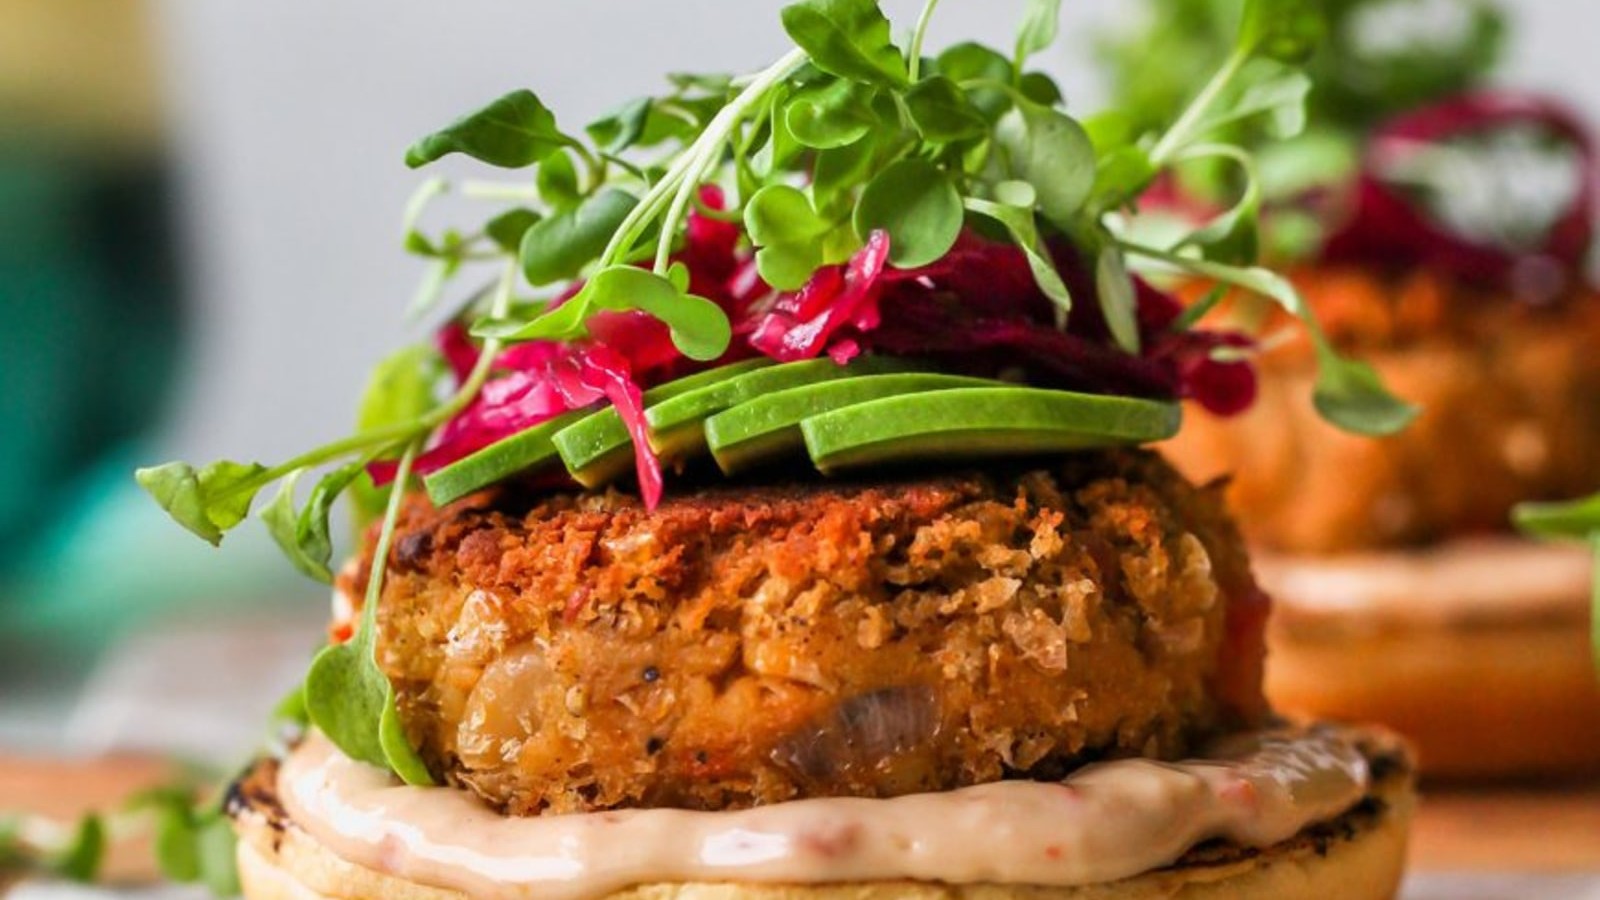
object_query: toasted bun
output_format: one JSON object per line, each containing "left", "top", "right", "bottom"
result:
{"left": 228, "top": 733, "right": 1414, "bottom": 900}
{"left": 1268, "top": 615, "right": 1600, "bottom": 779}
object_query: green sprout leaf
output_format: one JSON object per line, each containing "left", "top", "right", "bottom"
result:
{"left": 1121, "top": 244, "right": 1417, "bottom": 436}
{"left": 904, "top": 76, "right": 988, "bottom": 142}
{"left": 520, "top": 188, "right": 639, "bottom": 286}
{"left": 136, "top": 460, "right": 270, "bottom": 546}
{"left": 404, "top": 89, "right": 573, "bottom": 169}
{"left": 1013, "top": 0, "right": 1063, "bottom": 70}
{"left": 1094, "top": 243, "right": 1141, "bottom": 354}
{"left": 480, "top": 265, "right": 731, "bottom": 362}
{"left": 994, "top": 97, "right": 1095, "bottom": 227}
{"left": 263, "top": 462, "right": 365, "bottom": 583}
{"left": 785, "top": 79, "right": 878, "bottom": 149}
{"left": 1514, "top": 493, "right": 1600, "bottom": 540}
{"left": 935, "top": 42, "right": 1014, "bottom": 121}
{"left": 537, "top": 150, "right": 583, "bottom": 211}
{"left": 965, "top": 196, "right": 1071, "bottom": 312}
{"left": 746, "top": 183, "right": 835, "bottom": 289}
{"left": 349, "top": 346, "right": 446, "bottom": 523}
{"left": 485, "top": 207, "right": 542, "bottom": 253}
{"left": 1238, "top": 0, "right": 1324, "bottom": 65}
{"left": 781, "top": 0, "right": 909, "bottom": 89}
{"left": 853, "top": 158, "right": 963, "bottom": 268}
{"left": 1173, "top": 144, "right": 1262, "bottom": 265}
{"left": 305, "top": 443, "right": 436, "bottom": 786}
{"left": 586, "top": 97, "right": 652, "bottom": 153}
{"left": 137, "top": 786, "right": 241, "bottom": 895}
{"left": 50, "top": 815, "right": 104, "bottom": 883}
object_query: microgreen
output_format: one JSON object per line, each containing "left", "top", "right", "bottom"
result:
{"left": 304, "top": 441, "right": 434, "bottom": 786}
{"left": 135, "top": 789, "right": 240, "bottom": 896}
{"left": 781, "top": 0, "right": 908, "bottom": 89}
{"left": 521, "top": 189, "right": 640, "bottom": 286}
{"left": 1119, "top": 242, "right": 1418, "bottom": 435}
{"left": 1514, "top": 494, "right": 1600, "bottom": 669}
{"left": 0, "top": 812, "right": 104, "bottom": 884}
{"left": 404, "top": 90, "right": 576, "bottom": 169}
{"left": 1, "top": 779, "right": 238, "bottom": 895}
{"left": 853, "top": 158, "right": 963, "bottom": 268}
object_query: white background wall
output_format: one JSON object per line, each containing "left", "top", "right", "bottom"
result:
{"left": 149, "top": 0, "right": 1599, "bottom": 462}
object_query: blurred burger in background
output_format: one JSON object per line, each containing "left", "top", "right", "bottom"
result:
{"left": 1100, "top": 0, "right": 1600, "bottom": 779}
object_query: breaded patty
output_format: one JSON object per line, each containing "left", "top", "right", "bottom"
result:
{"left": 1166, "top": 267, "right": 1600, "bottom": 554}
{"left": 343, "top": 450, "right": 1262, "bottom": 815}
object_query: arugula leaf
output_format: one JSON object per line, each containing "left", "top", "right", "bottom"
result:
{"left": 853, "top": 158, "right": 963, "bottom": 268}
{"left": 781, "top": 0, "right": 909, "bottom": 89}
{"left": 745, "top": 184, "right": 835, "bottom": 289}
{"left": 904, "top": 76, "right": 988, "bottom": 142}
{"left": 521, "top": 189, "right": 639, "bottom": 286}
{"left": 965, "top": 195, "right": 1071, "bottom": 312}
{"left": 1013, "top": 0, "right": 1064, "bottom": 71}
{"left": 994, "top": 97, "right": 1095, "bottom": 226}
{"left": 405, "top": 90, "right": 573, "bottom": 169}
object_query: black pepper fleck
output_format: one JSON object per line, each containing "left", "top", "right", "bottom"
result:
{"left": 646, "top": 737, "right": 664, "bottom": 755}
{"left": 642, "top": 666, "right": 660, "bottom": 683}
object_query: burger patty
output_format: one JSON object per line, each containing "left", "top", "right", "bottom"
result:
{"left": 347, "top": 450, "right": 1260, "bottom": 815}
{"left": 1166, "top": 266, "right": 1600, "bottom": 554}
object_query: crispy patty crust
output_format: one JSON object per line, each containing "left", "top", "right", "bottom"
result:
{"left": 345, "top": 451, "right": 1261, "bottom": 815}
{"left": 1167, "top": 267, "right": 1600, "bottom": 554}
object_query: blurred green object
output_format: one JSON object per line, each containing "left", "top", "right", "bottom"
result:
{"left": 0, "top": 151, "right": 182, "bottom": 558}
{"left": 1098, "top": 0, "right": 1506, "bottom": 137}
{"left": 0, "top": 148, "right": 200, "bottom": 649}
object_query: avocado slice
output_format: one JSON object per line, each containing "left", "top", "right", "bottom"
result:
{"left": 423, "top": 408, "right": 592, "bottom": 506}
{"left": 705, "top": 373, "right": 999, "bottom": 475}
{"left": 641, "top": 355, "right": 924, "bottom": 469}
{"left": 553, "top": 358, "right": 774, "bottom": 488}
{"left": 801, "top": 387, "right": 1182, "bottom": 473}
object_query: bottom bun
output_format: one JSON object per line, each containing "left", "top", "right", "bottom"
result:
{"left": 1259, "top": 540, "right": 1600, "bottom": 779}
{"left": 228, "top": 731, "right": 1413, "bottom": 900}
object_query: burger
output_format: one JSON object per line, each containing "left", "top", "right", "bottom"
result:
{"left": 1103, "top": 0, "right": 1600, "bottom": 778}
{"left": 138, "top": 0, "right": 1421, "bottom": 896}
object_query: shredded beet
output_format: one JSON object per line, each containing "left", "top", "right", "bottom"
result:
{"left": 378, "top": 207, "right": 1259, "bottom": 505}
{"left": 748, "top": 230, "right": 891, "bottom": 361}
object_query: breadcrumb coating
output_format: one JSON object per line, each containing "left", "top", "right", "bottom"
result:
{"left": 343, "top": 451, "right": 1261, "bottom": 815}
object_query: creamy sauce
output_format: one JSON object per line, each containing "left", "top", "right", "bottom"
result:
{"left": 280, "top": 726, "right": 1370, "bottom": 900}
{"left": 1259, "top": 536, "right": 1592, "bottom": 628}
